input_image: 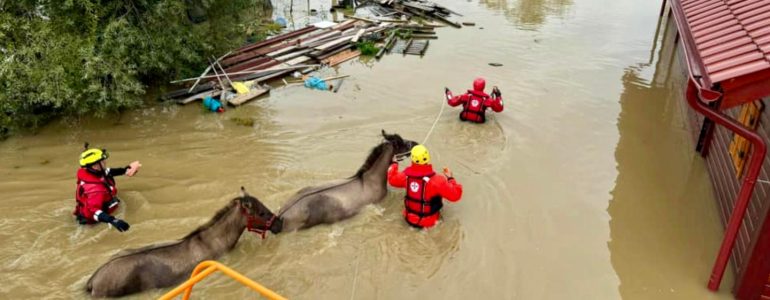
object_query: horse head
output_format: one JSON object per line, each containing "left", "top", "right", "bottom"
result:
{"left": 381, "top": 130, "right": 419, "bottom": 161}
{"left": 237, "top": 187, "right": 283, "bottom": 237}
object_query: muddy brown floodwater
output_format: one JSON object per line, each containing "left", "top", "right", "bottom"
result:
{"left": 0, "top": 0, "right": 739, "bottom": 299}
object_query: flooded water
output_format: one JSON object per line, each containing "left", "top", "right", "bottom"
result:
{"left": 0, "top": 0, "right": 739, "bottom": 299}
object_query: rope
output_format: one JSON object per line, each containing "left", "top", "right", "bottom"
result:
{"left": 394, "top": 93, "right": 447, "bottom": 159}
{"left": 422, "top": 92, "right": 447, "bottom": 145}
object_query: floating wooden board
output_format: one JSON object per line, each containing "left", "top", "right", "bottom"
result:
{"left": 323, "top": 49, "right": 362, "bottom": 66}
{"left": 178, "top": 89, "right": 222, "bottom": 105}
{"left": 228, "top": 88, "right": 269, "bottom": 106}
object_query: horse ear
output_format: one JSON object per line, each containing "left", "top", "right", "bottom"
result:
{"left": 381, "top": 129, "right": 387, "bottom": 137}
{"left": 240, "top": 186, "right": 248, "bottom": 198}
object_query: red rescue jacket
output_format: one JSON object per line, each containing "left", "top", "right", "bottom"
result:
{"left": 74, "top": 168, "right": 119, "bottom": 224}
{"left": 387, "top": 163, "right": 463, "bottom": 228}
{"left": 448, "top": 90, "right": 504, "bottom": 123}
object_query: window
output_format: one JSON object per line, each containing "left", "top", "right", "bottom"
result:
{"left": 729, "top": 100, "right": 764, "bottom": 178}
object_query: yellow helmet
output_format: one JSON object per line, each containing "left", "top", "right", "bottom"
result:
{"left": 411, "top": 145, "right": 430, "bottom": 165}
{"left": 79, "top": 148, "right": 108, "bottom": 167}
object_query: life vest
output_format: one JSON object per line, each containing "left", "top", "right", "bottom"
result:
{"left": 460, "top": 90, "right": 489, "bottom": 123}
{"left": 403, "top": 171, "right": 443, "bottom": 227}
{"left": 74, "top": 168, "right": 119, "bottom": 224}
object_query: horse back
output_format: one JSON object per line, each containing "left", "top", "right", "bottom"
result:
{"left": 87, "top": 241, "right": 193, "bottom": 297}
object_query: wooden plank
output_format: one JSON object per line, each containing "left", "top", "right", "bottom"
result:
{"left": 402, "top": 2, "right": 436, "bottom": 13}
{"left": 344, "top": 15, "right": 379, "bottom": 24}
{"left": 316, "top": 44, "right": 354, "bottom": 60}
{"left": 224, "top": 56, "right": 272, "bottom": 74}
{"left": 283, "top": 55, "right": 312, "bottom": 66}
{"left": 162, "top": 82, "right": 214, "bottom": 100}
{"left": 299, "top": 31, "right": 341, "bottom": 47}
{"left": 272, "top": 49, "right": 314, "bottom": 63}
{"left": 315, "top": 36, "right": 354, "bottom": 51}
{"left": 178, "top": 89, "right": 222, "bottom": 105}
{"left": 326, "top": 50, "right": 361, "bottom": 66}
{"left": 432, "top": 13, "right": 462, "bottom": 28}
{"left": 376, "top": 31, "right": 396, "bottom": 58}
{"left": 228, "top": 26, "right": 317, "bottom": 56}
{"left": 228, "top": 88, "right": 269, "bottom": 106}
{"left": 266, "top": 45, "right": 300, "bottom": 57}
{"left": 351, "top": 29, "right": 366, "bottom": 43}
{"left": 331, "top": 19, "right": 357, "bottom": 30}
{"left": 222, "top": 41, "right": 298, "bottom": 67}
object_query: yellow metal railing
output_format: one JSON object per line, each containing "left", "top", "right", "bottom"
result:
{"left": 158, "top": 260, "right": 287, "bottom": 300}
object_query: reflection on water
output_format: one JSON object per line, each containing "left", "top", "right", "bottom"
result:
{"left": 479, "top": 0, "right": 573, "bottom": 30}
{"left": 608, "top": 18, "right": 733, "bottom": 300}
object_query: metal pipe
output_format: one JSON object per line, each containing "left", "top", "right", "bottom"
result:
{"left": 685, "top": 80, "right": 768, "bottom": 291}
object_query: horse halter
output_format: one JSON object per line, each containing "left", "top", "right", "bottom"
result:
{"left": 239, "top": 202, "right": 275, "bottom": 239}
{"left": 384, "top": 138, "right": 411, "bottom": 162}
{"left": 394, "top": 151, "right": 410, "bottom": 162}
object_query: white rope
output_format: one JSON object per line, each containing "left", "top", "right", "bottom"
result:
{"left": 422, "top": 92, "right": 447, "bottom": 145}
{"left": 393, "top": 93, "right": 447, "bottom": 160}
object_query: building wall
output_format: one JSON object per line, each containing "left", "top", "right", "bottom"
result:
{"left": 660, "top": 11, "right": 770, "bottom": 297}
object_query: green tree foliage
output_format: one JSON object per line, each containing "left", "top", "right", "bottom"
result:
{"left": 0, "top": 0, "right": 270, "bottom": 137}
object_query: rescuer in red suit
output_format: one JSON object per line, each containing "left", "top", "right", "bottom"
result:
{"left": 387, "top": 145, "right": 463, "bottom": 228}
{"left": 446, "top": 77, "right": 504, "bottom": 123}
{"left": 74, "top": 144, "right": 141, "bottom": 232}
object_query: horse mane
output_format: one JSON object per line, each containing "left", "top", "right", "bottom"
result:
{"left": 111, "top": 198, "right": 240, "bottom": 258}
{"left": 351, "top": 142, "right": 390, "bottom": 178}
{"left": 181, "top": 198, "right": 239, "bottom": 240}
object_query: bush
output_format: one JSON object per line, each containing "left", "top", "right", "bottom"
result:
{"left": 355, "top": 41, "right": 380, "bottom": 56}
{"left": 0, "top": 0, "right": 270, "bottom": 137}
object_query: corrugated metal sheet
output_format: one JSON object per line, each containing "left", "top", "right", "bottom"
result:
{"left": 674, "top": 0, "right": 770, "bottom": 86}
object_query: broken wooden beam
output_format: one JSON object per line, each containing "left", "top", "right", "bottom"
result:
{"left": 351, "top": 29, "right": 366, "bottom": 43}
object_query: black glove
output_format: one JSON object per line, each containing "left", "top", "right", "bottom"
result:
{"left": 110, "top": 219, "right": 131, "bottom": 232}
{"left": 445, "top": 87, "right": 450, "bottom": 94}
{"left": 493, "top": 87, "right": 501, "bottom": 98}
{"left": 96, "top": 212, "right": 130, "bottom": 232}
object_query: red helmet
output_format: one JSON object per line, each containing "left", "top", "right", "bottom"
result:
{"left": 473, "top": 77, "right": 486, "bottom": 92}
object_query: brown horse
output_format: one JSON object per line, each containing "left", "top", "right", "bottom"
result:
{"left": 271, "top": 130, "right": 418, "bottom": 232}
{"left": 85, "top": 187, "right": 277, "bottom": 298}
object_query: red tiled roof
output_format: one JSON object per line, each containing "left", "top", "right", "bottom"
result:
{"left": 673, "top": 0, "right": 770, "bottom": 86}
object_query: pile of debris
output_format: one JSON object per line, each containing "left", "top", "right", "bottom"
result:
{"left": 162, "top": 0, "right": 466, "bottom": 107}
